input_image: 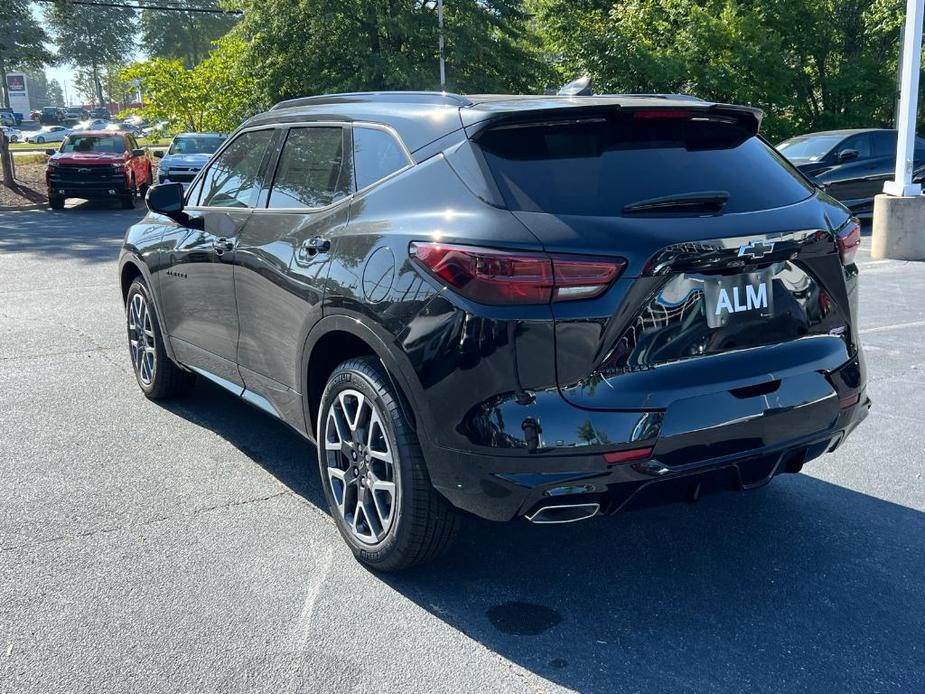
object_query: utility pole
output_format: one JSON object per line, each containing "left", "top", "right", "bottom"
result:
{"left": 438, "top": 0, "right": 446, "bottom": 89}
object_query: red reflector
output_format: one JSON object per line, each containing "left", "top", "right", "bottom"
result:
{"left": 603, "top": 447, "right": 653, "bottom": 464}
{"left": 632, "top": 110, "right": 692, "bottom": 119}
{"left": 836, "top": 219, "right": 861, "bottom": 265}
{"left": 839, "top": 393, "right": 860, "bottom": 409}
{"left": 410, "top": 242, "right": 624, "bottom": 305}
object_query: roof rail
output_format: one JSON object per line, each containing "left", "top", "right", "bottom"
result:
{"left": 270, "top": 91, "right": 472, "bottom": 111}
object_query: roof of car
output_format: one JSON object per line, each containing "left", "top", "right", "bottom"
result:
{"left": 73, "top": 130, "right": 128, "bottom": 137}
{"left": 173, "top": 132, "right": 226, "bottom": 138}
{"left": 247, "top": 90, "right": 764, "bottom": 153}
{"left": 784, "top": 128, "right": 893, "bottom": 140}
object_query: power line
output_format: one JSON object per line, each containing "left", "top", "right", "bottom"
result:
{"left": 31, "top": 0, "right": 242, "bottom": 14}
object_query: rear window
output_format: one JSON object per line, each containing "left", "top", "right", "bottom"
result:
{"left": 477, "top": 115, "right": 814, "bottom": 216}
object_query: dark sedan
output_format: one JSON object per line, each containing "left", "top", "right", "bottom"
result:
{"left": 776, "top": 128, "right": 925, "bottom": 216}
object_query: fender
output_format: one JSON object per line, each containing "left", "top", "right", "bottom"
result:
{"left": 299, "top": 313, "right": 431, "bottom": 443}
{"left": 117, "top": 251, "right": 179, "bottom": 364}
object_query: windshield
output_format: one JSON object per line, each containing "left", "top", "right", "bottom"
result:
{"left": 477, "top": 114, "right": 814, "bottom": 216}
{"left": 776, "top": 135, "right": 843, "bottom": 162}
{"left": 60, "top": 135, "right": 126, "bottom": 154}
{"left": 168, "top": 136, "right": 225, "bottom": 155}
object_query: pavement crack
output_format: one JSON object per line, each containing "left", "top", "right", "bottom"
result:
{"left": 0, "top": 490, "right": 289, "bottom": 553}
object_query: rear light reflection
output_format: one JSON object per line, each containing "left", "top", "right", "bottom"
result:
{"left": 836, "top": 219, "right": 861, "bottom": 265}
{"left": 603, "top": 447, "right": 653, "bottom": 464}
{"left": 410, "top": 242, "right": 624, "bottom": 306}
{"left": 839, "top": 393, "right": 860, "bottom": 409}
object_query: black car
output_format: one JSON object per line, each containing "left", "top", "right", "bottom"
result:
{"left": 119, "top": 92, "right": 869, "bottom": 570}
{"left": 777, "top": 128, "right": 925, "bottom": 216}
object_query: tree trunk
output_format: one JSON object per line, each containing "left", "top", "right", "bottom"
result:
{"left": 93, "top": 64, "right": 104, "bottom": 106}
{"left": 0, "top": 59, "right": 10, "bottom": 110}
{"left": 1, "top": 132, "right": 14, "bottom": 188}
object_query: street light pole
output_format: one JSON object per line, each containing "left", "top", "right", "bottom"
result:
{"left": 884, "top": 0, "right": 924, "bottom": 196}
{"left": 438, "top": 0, "right": 446, "bottom": 89}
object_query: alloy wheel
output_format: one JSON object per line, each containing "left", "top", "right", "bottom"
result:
{"left": 127, "top": 293, "right": 156, "bottom": 386}
{"left": 323, "top": 389, "right": 397, "bottom": 544}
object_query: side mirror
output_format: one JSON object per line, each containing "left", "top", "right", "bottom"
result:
{"left": 153, "top": 150, "right": 164, "bottom": 158}
{"left": 146, "top": 182, "right": 184, "bottom": 217}
{"left": 837, "top": 148, "right": 859, "bottom": 164}
{"left": 45, "top": 148, "right": 57, "bottom": 156}
{"left": 131, "top": 148, "right": 145, "bottom": 157}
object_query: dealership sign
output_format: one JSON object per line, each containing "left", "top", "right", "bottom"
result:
{"left": 5, "top": 73, "right": 30, "bottom": 116}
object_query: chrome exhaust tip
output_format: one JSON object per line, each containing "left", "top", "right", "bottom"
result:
{"left": 525, "top": 503, "right": 600, "bottom": 524}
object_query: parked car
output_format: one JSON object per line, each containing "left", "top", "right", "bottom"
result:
{"left": 776, "top": 128, "right": 925, "bottom": 216}
{"left": 25, "top": 125, "right": 71, "bottom": 144}
{"left": 155, "top": 132, "right": 226, "bottom": 187}
{"left": 73, "top": 119, "right": 111, "bottom": 131}
{"left": 90, "top": 107, "right": 111, "bottom": 120}
{"left": 46, "top": 130, "right": 153, "bottom": 209}
{"left": 104, "top": 122, "right": 142, "bottom": 135}
{"left": 39, "top": 106, "right": 66, "bottom": 125}
{"left": 0, "top": 111, "right": 14, "bottom": 127}
{"left": 120, "top": 92, "right": 869, "bottom": 570}
{"left": 141, "top": 120, "right": 171, "bottom": 138}
{"left": 0, "top": 108, "right": 22, "bottom": 125}
{"left": 64, "top": 107, "right": 89, "bottom": 125}
{"left": 1, "top": 125, "right": 23, "bottom": 143}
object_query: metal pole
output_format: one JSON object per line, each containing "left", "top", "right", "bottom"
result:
{"left": 884, "top": 0, "right": 925, "bottom": 196}
{"left": 438, "top": 0, "right": 446, "bottom": 89}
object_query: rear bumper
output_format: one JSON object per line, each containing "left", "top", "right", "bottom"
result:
{"left": 423, "top": 352, "right": 869, "bottom": 522}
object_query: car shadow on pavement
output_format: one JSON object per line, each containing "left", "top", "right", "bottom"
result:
{"left": 160, "top": 380, "right": 924, "bottom": 693}
{"left": 0, "top": 203, "right": 145, "bottom": 264}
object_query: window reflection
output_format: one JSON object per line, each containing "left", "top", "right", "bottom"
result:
{"left": 201, "top": 130, "right": 273, "bottom": 208}
{"left": 268, "top": 127, "right": 353, "bottom": 209}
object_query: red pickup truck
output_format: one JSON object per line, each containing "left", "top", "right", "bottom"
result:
{"left": 46, "top": 131, "right": 153, "bottom": 210}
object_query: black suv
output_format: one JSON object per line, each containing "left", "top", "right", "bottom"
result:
{"left": 120, "top": 92, "right": 869, "bottom": 570}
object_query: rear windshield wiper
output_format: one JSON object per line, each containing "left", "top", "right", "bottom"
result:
{"left": 622, "top": 191, "right": 730, "bottom": 214}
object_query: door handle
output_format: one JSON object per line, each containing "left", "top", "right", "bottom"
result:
{"left": 213, "top": 238, "right": 235, "bottom": 255}
{"left": 299, "top": 236, "right": 331, "bottom": 257}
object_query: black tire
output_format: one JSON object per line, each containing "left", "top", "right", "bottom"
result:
{"left": 35, "top": 136, "right": 44, "bottom": 143}
{"left": 125, "top": 278, "right": 195, "bottom": 399}
{"left": 48, "top": 196, "right": 64, "bottom": 210}
{"left": 317, "top": 357, "right": 459, "bottom": 571}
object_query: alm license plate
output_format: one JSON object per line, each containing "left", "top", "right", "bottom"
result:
{"left": 701, "top": 269, "right": 774, "bottom": 329}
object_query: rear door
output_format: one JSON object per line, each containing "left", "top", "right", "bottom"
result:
{"left": 157, "top": 127, "right": 275, "bottom": 385}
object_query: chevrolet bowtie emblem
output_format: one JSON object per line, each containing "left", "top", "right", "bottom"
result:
{"left": 737, "top": 240, "right": 775, "bottom": 259}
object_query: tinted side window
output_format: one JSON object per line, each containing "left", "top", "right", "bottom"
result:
{"left": 353, "top": 127, "right": 410, "bottom": 190}
{"left": 871, "top": 131, "right": 896, "bottom": 157}
{"left": 200, "top": 129, "right": 274, "bottom": 208}
{"left": 841, "top": 134, "right": 872, "bottom": 159}
{"left": 268, "top": 127, "right": 352, "bottom": 209}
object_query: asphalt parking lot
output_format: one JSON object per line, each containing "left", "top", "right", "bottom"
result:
{"left": 1, "top": 203, "right": 923, "bottom": 693}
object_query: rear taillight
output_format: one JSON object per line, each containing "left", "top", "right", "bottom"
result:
{"left": 410, "top": 242, "right": 624, "bottom": 306}
{"left": 836, "top": 219, "right": 861, "bottom": 265}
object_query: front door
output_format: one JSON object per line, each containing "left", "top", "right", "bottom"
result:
{"left": 157, "top": 127, "right": 275, "bottom": 385}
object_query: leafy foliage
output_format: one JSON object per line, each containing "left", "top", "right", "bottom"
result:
{"left": 45, "top": 0, "right": 137, "bottom": 105}
{"left": 140, "top": 2, "right": 238, "bottom": 67}
{"left": 0, "top": 0, "right": 52, "bottom": 108}
{"left": 528, "top": 0, "right": 905, "bottom": 141}
{"left": 122, "top": 35, "right": 257, "bottom": 133}
{"left": 229, "top": 0, "right": 554, "bottom": 104}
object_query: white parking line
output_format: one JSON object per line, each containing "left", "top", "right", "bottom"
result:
{"left": 859, "top": 319, "right": 925, "bottom": 334}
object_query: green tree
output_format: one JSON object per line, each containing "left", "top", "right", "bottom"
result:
{"left": 123, "top": 35, "right": 257, "bottom": 132}
{"left": 47, "top": 78, "right": 64, "bottom": 107}
{"left": 45, "top": 1, "right": 137, "bottom": 106}
{"left": 529, "top": 0, "right": 903, "bottom": 141}
{"left": 140, "top": 2, "right": 238, "bottom": 67}
{"left": 75, "top": 63, "right": 134, "bottom": 107}
{"left": 0, "top": 0, "right": 52, "bottom": 109}
{"left": 230, "top": 0, "right": 553, "bottom": 105}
